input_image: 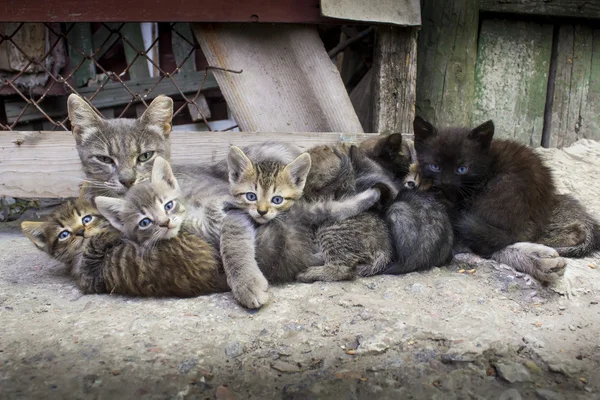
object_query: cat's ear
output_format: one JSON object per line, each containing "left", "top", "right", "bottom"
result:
{"left": 468, "top": 120, "right": 494, "bottom": 150}
{"left": 21, "top": 221, "right": 48, "bottom": 251}
{"left": 139, "top": 95, "right": 174, "bottom": 137}
{"left": 413, "top": 116, "right": 437, "bottom": 152}
{"left": 95, "top": 197, "right": 127, "bottom": 232}
{"left": 67, "top": 94, "right": 104, "bottom": 142}
{"left": 371, "top": 133, "right": 404, "bottom": 158}
{"left": 151, "top": 156, "right": 180, "bottom": 191}
{"left": 284, "top": 153, "right": 312, "bottom": 189}
{"left": 227, "top": 146, "right": 253, "bottom": 183}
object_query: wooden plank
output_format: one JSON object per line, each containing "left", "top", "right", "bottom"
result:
{"left": 0, "top": 131, "right": 377, "bottom": 198}
{"left": 372, "top": 26, "right": 418, "bottom": 134}
{"left": 5, "top": 70, "right": 218, "bottom": 124}
{"left": 172, "top": 23, "right": 196, "bottom": 73}
{"left": 121, "top": 23, "right": 150, "bottom": 79}
{"left": 416, "top": 0, "right": 479, "bottom": 127}
{"left": 473, "top": 19, "right": 553, "bottom": 146}
{"left": 480, "top": 0, "right": 600, "bottom": 20}
{"left": 66, "top": 23, "right": 96, "bottom": 88}
{"left": 320, "top": 0, "right": 421, "bottom": 26}
{"left": 193, "top": 23, "right": 363, "bottom": 133}
{"left": 0, "top": 0, "right": 331, "bottom": 23}
{"left": 0, "top": 23, "right": 46, "bottom": 73}
{"left": 91, "top": 23, "right": 122, "bottom": 60}
{"left": 550, "top": 25, "right": 600, "bottom": 148}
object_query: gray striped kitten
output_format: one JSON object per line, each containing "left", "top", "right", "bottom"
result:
{"left": 224, "top": 144, "right": 384, "bottom": 283}
{"left": 92, "top": 157, "right": 229, "bottom": 297}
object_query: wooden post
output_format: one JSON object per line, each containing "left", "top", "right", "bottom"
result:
{"left": 415, "top": 0, "right": 479, "bottom": 127}
{"left": 372, "top": 26, "right": 418, "bottom": 134}
{"left": 67, "top": 23, "right": 96, "bottom": 88}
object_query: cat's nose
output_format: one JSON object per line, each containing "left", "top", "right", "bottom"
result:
{"left": 119, "top": 177, "right": 135, "bottom": 188}
{"left": 257, "top": 209, "right": 268, "bottom": 216}
{"left": 76, "top": 228, "right": 85, "bottom": 237}
{"left": 159, "top": 219, "right": 170, "bottom": 228}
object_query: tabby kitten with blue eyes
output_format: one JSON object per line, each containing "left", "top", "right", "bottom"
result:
{"left": 225, "top": 145, "right": 387, "bottom": 283}
{"left": 93, "top": 157, "right": 229, "bottom": 297}
{"left": 67, "top": 93, "right": 173, "bottom": 206}
{"left": 21, "top": 198, "right": 120, "bottom": 293}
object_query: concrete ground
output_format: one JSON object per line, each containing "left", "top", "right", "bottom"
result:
{"left": 1, "top": 140, "right": 600, "bottom": 400}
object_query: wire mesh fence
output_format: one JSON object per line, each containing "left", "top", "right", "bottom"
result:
{"left": 0, "top": 22, "right": 240, "bottom": 132}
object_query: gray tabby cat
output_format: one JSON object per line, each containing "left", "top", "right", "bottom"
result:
{"left": 68, "top": 94, "right": 265, "bottom": 308}
{"left": 224, "top": 143, "right": 387, "bottom": 283}
{"left": 68, "top": 94, "right": 173, "bottom": 205}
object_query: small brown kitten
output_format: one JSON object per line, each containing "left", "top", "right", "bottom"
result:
{"left": 93, "top": 157, "right": 229, "bottom": 297}
{"left": 21, "top": 198, "right": 120, "bottom": 293}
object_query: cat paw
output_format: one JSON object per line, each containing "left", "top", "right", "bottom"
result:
{"left": 231, "top": 272, "right": 269, "bottom": 309}
{"left": 511, "top": 242, "right": 567, "bottom": 283}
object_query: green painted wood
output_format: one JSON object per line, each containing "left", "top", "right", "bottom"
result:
{"left": 551, "top": 25, "right": 600, "bottom": 148}
{"left": 480, "top": 0, "right": 600, "bottom": 20}
{"left": 121, "top": 23, "right": 150, "bottom": 79}
{"left": 172, "top": 23, "right": 196, "bottom": 73}
{"left": 91, "top": 23, "right": 121, "bottom": 60}
{"left": 416, "top": 0, "right": 479, "bottom": 127}
{"left": 66, "top": 23, "right": 96, "bottom": 88}
{"left": 473, "top": 19, "right": 553, "bottom": 146}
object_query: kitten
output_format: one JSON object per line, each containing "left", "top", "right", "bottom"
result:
{"left": 93, "top": 157, "right": 229, "bottom": 297}
{"left": 21, "top": 198, "right": 117, "bottom": 294}
{"left": 412, "top": 116, "right": 598, "bottom": 282}
{"left": 225, "top": 144, "right": 387, "bottom": 283}
{"left": 304, "top": 135, "right": 454, "bottom": 276}
{"left": 67, "top": 94, "right": 173, "bottom": 205}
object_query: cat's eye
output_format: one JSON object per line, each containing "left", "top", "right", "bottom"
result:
{"left": 245, "top": 192, "right": 257, "bottom": 202}
{"left": 81, "top": 215, "right": 94, "bottom": 225}
{"left": 58, "top": 230, "right": 70, "bottom": 240}
{"left": 137, "top": 151, "right": 155, "bottom": 162}
{"left": 271, "top": 196, "right": 284, "bottom": 205}
{"left": 97, "top": 156, "right": 114, "bottom": 164}
{"left": 164, "top": 200, "right": 175, "bottom": 211}
{"left": 139, "top": 218, "right": 152, "bottom": 228}
{"left": 456, "top": 166, "right": 469, "bottom": 175}
{"left": 428, "top": 163, "right": 440, "bottom": 172}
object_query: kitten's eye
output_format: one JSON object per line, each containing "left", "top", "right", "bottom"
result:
{"left": 81, "top": 215, "right": 93, "bottom": 225}
{"left": 139, "top": 218, "right": 152, "bottom": 228}
{"left": 58, "top": 230, "right": 70, "bottom": 240}
{"left": 456, "top": 166, "right": 469, "bottom": 175}
{"left": 245, "top": 192, "right": 257, "bottom": 202}
{"left": 137, "top": 151, "right": 155, "bottom": 163}
{"left": 428, "top": 163, "right": 440, "bottom": 172}
{"left": 164, "top": 200, "right": 175, "bottom": 211}
{"left": 97, "top": 156, "right": 114, "bottom": 164}
{"left": 271, "top": 196, "right": 284, "bottom": 205}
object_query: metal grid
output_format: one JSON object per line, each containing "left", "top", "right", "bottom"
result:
{"left": 0, "top": 22, "right": 241, "bottom": 131}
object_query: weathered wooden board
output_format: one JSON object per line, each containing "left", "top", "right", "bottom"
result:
{"left": 480, "top": 0, "right": 600, "bottom": 20}
{"left": 320, "top": 0, "right": 421, "bottom": 26}
{"left": 0, "top": 131, "right": 376, "bottom": 198}
{"left": 473, "top": 19, "right": 553, "bottom": 146}
{"left": 0, "top": 0, "right": 329, "bottom": 23}
{"left": 192, "top": 23, "right": 363, "bottom": 133}
{"left": 372, "top": 26, "right": 418, "bottom": 134}
{"left": 66, "top": 23, "right": 96, "bottom": 88}
{"left": 416, "top": 0, "right": 479, "bottom": 127}
{"left": 550, "top": 25, "right": 600, "bottom": 148}
{"left": 5, "top": 71, "right": 218, "bottom": 124}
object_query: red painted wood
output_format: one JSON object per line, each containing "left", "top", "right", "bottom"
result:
{"left": 0, "top": 0, "right": 332, "bottom": 23}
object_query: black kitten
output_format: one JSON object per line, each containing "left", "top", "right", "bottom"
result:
{"left": 413, "top": 116, "right": 599, "bottom": 282}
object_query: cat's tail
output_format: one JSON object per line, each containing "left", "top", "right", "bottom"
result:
{"left": 537, "top": 194, "right": 600, "bottom": 258}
